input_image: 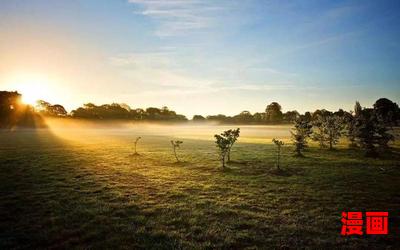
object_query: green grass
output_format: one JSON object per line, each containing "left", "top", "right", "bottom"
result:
{"left": 0, "top": 127, "right": 399, "bottom": 249}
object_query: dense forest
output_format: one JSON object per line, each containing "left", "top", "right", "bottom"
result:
{"left": 0, "top": 90, "right": 399, "bottom": 129}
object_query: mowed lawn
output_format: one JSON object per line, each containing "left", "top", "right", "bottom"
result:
{"left": 0, "top": 125, "right": 400, "bottom": 249}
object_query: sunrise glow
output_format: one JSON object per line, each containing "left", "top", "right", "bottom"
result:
{"left": 4, "top": 74, "right": 58, "bottom": 106}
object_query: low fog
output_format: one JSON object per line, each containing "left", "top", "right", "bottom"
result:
{"left": 44, "top": 118, "right": 292, "bottom": 143}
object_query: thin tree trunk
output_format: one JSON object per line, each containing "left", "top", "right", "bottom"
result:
{"left": 277, "top": 148, "right": 280, "bottom": 170}
{"left": 173, "top": 147, "right": 179, "bottom": 162}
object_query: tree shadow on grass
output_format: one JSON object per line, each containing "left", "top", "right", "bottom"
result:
{"left": 267, "top": 167, "right": 305, "bottom": 177}
{"left": 220, "top": 159, "right": 306, "bottom": 177}
{"left": 227, "top": 159, "right": 261, "bottom": 166}
{"left": 0, "top": 129, "right": 185, "bottom": 249}
{"left": 169, "top": 160, "right": 190, "bottom": 167}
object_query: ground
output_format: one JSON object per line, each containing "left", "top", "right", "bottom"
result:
{"left": 0, "top": 124, "right": 399, "bottom": 249}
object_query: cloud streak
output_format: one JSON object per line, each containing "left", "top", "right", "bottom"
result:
{"left": 128, "top": 0, "right": 227, "bottom": 36}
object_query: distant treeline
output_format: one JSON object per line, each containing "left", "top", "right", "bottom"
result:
{"left": 70, "top": 103, "right": 187, "bottom": 121}
{"left": 1, "top": 90, "right": 399, "bottom": 128}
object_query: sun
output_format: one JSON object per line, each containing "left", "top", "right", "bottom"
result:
{"left": 5, "top": 74, "right": 52, "bottom": 106}
{"left": 18, "top": 84, "right": 45, "bottom": 105}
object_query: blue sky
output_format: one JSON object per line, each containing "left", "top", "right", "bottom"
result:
{"left": 0, "top": 0, "right": 399, "bottom": 116}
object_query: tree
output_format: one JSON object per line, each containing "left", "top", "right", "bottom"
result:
{"left": 51, "top": 104, "right": 68, "bottom": 116}
{"left": 304, "top": 112, "right": 312, "bottom": 122}
{"left": 192, "top": 115, "right": 206, "bottom": 122}
{"left": 351, "top": 105, "right": 395, "bottom": 156}
{"left": 375, "top": 116, "right": 395, "bottom": 151}
{"left": 312, "top": 116, "right": 328, "bottom": 148}
{"left": 312, "top": 115, "right": 344, "bottom": 150}
{"left": 323, "top": 115, "right": 344, "bottom": 150}
{"left": 36, "top": 100, "right": 67, "bottom": 117}
{"left": 0, "top": 91, "right": 45, "bottom": 128}
{"left": 283, "top": 110, "right": 299, "bottom": 123}
{"left": 373, "top": 98, "right": 400, "bottom": 126}
{"left": 265, "top": 102, "right": 283, "bottom": 123}
{"left": 311, "top": 109, "right": 331, "bottom": 121}
{"left": 343, "top": 111, "right": 357, "bottom": 148}
{"left": 234, "top": 111, "right": 253, "bottom": 124}
{"left": 291, "top": 116, "right": 312, "bottom": 157}
{"left": 354, "top": 101, "right": 362, "bottom": 117}
{"left": 0, "top": 91, "right": 22, "bottom": 128}
{"left": 221, "top": 128, "right": 240, "bottom": 162}
{"left": 253, "top": 112, "right": 265, "bottom": 123}
{"left": 214, "top": 134, "right": 231, "bottom": 169}
{"left": 272, "top": 138, "right": 284, "bottom": 170}
{"left": 70, "top": 104, "right": 186, "bottom": 121}
{"left": 206, "top": 114, "right": 232, "bottom": 124}
{"left": 171, "top": 140, "right": 183, "bottom": 162}
{"left": 146, "top": 107, "right": 161, "bottom": 120}
{"left": 353, "top": 109, "right": 379, "bottom": 156}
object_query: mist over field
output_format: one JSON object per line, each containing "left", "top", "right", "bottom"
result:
{"left": 44, "top": 119, "right": 292, "bottom": 143}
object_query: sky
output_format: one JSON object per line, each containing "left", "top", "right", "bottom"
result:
{"left": 0, "top": 0, "right": 399, "bottom": 117}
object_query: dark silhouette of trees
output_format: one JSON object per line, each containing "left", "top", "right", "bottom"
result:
{"left": 233, "top": 111, "right": 253, "bottom": 124}
{"left": 291, "top": 116, "right": 312, "bottom": 157}
{"left": 206, "top": 114, "right": 232, "bottom": 124}
{"left": 253, "top": 112, "right": 264, "bottom": 123}
{"left": 304, "top": 112, "right": 312, "bottom": 122}
{"left": 312, "top": 116, "right": 328, "bottom": 148}
{"left": 353, "top": 108, "right": 381, "bottom": 157}
{"left": 36, "top": 100, "right": 67, "bottom": 117}
{"left": 201, "top": 103, "right": 298, "bottom": 124}
{"left": 71, "top": 103, "right": 187, "bottom": 121}
{"left": 283, "top": 110, "right": 300, "bottom": 123}
{"left": 354, "top": 101, "right": 362, "bottom": 117}
{"left": 311, "top": 109, "right": 331, "bottom": 121}
{"left": 0, "top": 91, "right": 46, "bottom": 129}
{"left": 2, "top": 90, "right": 399, "bottom": 156}
{"left": 265, "top": 102, "right": 283, "bottom": 123}
{"left": 373, "top": 98, "right": 400, "bottom": 126}
{"left": 343, "top": 110, "right": 357, "bottom": 148}
{"left": 192, "top": 115, "right": 206, "bottom": 122}
{"left": 0, "top": 91, "right": 21, "bottom": 128}
{"left": 352, "top": 107, "right": 394, "bottom": 157}
{"left": 312, "top": 115, "right": 344, "bottom": 150}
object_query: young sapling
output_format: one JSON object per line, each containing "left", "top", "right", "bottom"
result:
{"left": 171, "top": 140, "right": 183, "bottom": 162}
{"left": 272, "top": 138, "right": 284, "bottom": 170}
{"left": 133, "top": 136, "right": 141, "bottom": 155}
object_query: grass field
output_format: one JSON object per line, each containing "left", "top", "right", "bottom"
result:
{"left": 1, "top": 123, "right": 400, "bottom": 249}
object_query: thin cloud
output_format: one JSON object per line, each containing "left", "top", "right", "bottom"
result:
{"left": 128, "top": 0, "right": 228, "bottom": 36}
